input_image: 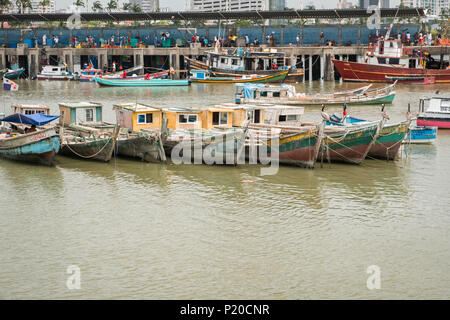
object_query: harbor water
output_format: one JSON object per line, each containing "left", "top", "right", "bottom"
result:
{"left": 0, "top": 80, "right": 449, "bottom": 299}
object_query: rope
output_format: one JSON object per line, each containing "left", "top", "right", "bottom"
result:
{"left": 63, "top": 135, "right": 113, "bottom": 159}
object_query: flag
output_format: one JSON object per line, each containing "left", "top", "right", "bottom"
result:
{"left": 3, "top": 77, "right": 19, "bottom": 91}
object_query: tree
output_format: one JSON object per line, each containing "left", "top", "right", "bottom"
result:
{"left": 73, "top": 0, "right": 84, "bottom": 9}
{"left": 122, "top": 3, "right": 131, "bottom": 11}
{"left": 16, "top": 0, "right": 32, "bottom": 13}
{"left": 233, "top": 20, "right": 253, "bottom": 27}
{"left": 92, "top": 0, "right": 102, "bottom": 12}
{"left": 39, "top": 0, "right": 50, "bottom": 12}
{"left": 0, "top": 0, "right": 11, "bottom": 28}
{"left": 106, "top": 0, "right": 117, "bottom": 12}
{"left": 131, "top": 3, "right": 141, "bottom": 13}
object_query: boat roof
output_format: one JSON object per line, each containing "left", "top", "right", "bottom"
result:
{"left": 213, "top": 103, "right": 265, "bottom": 110}
{"left": 0, "top": 113, "right": 60, "bottom": 125}
{"left": 113, "top": 103, "right": 160, "bottom": 112}
{"left": 59, "top": 102, "right": 102, "bottom": 109}
{"left": 11, "top": 104, "right": 50, "bottom": 111}
{"left": 236, "top": 83, "right": 292, "bottom": 91}
{"left": 162, "top": 107, "right": 202, "bottom": 114}
{"left": 200, "top": 106, "right": 234, "bottom": 113}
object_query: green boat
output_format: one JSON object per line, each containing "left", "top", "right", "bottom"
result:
{"left": 190, "top": 69, "right": 289, "bottom": 84}
{"left": 95, "top": 77, "right": 190, "bottom": 87}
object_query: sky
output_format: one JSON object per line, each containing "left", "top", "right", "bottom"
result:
{"left": 56, "top": 0, "right": 402, "bottom": 11}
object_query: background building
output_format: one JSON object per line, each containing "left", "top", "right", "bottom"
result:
{"left": 7, "top": 0, "right": 56, "bottom": 13}
{"left": 405, "top": 0, "right": 449, "bottom": 15}
{"left": 338, "top": 0, "right": 355, "bottom": 8}
{"left": 190, "top": 0, "right": 286, "bottom": 11}
{"left": 129, "top": 0, "right": 160, "bottom": 12}
{"left": 359, "top": 0, "right": 390, "bottom": 8}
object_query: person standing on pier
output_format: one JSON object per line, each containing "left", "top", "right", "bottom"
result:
{"left": 320, "top": 32, "right": 324, "bottom": 46}
{"left": 42, "top": 34, "right": 47, "bottom": 47}
{"left": 296, "top": 34, "right": 300, "bottom": 47}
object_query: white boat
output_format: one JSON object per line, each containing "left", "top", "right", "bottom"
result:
{"left": 417, "top": 97, "right": 450, "bottom": 129}
{"left": 37, "top": 65, "right": 74, "bottom": 81}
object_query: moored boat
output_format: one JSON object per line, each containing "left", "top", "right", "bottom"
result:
{"left": 190, "top": 69, "right": 289, "bottom": 84}
{"left": 79, "top": 68, "right": 102, "bottom": 82}
{"left": 37, "top": 65, "right": 74, "bottom": 81}
{"left": 404, "top": 126, "right": 437, "bottom": 144}
{"left": 417, "top": 97, "right": 450, "bottom": 129}
{"left": 4, "top": 67, "right": 25, "bottom": 80}
{"left": 95, "top": 77, "right": 190, "bottom": 87}
{"left": 235, "top": 82, "right": 396, "bottom": 106}
{"left": 0, "top": 113, "right": 61, "bottom": 166}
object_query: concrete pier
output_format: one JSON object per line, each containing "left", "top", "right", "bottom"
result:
{"left": 1, "top": 45, "right": 449, "bottom": 80}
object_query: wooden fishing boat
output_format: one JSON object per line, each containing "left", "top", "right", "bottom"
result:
{"left": 327, "top": 114, "right": 410, "bottom": 160}
{"left": 95, "top": 77, "right": 190, "bottom": 87}
{"left": 190, "top": 69, "right": 289, "bottom": 84}
{"left": 185, "top": 49, "right": 304, "bottom": 83}
{"left": 102, "top": 65, "right": 144, "bottom": 79}
{"left": 58, "top": 102, "right": 119, "bottom": 162}
{"left": 385, "top": 75, "right": 436, "bottom": 84}
{"left": 0, "top": 113, "right": 61, "bottom": 166}
{"left": 4, "top": 67, "right": 25, "bottom": 80}
{"left": 164, "top": 127, "right": 248, "bottom": 165}
{"left": 403, "top": 126, "right": 437, "bottom": 144}
{"left": 79, "top": 68, "right": 102, "bottom": 82}
{"left": 246, "top": 123, "right": 322, "bottom": 168}
{"left": 102, "top": 70, "right": 168, "bottom": 80}
{"left": 235, "top": 82, "right": 396, "bottom": 106}
{"left": 113, "top": 103, "right": 169, "bottom": 162}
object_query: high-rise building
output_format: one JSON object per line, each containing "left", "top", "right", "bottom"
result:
{"left": 190, "top": 0, "right": 286, "bottom": 11}
{"left": 129, "top": 0, "right": 160, "bottom": 12}
{"left": 359, "top": 0, "right": 390, "bottom": 8}
{"left": 405, "top": 0, "right": 449, "bottom": 15}
{"left": 338, "top": 0, "right": 355, "bottom": 8}
{"left": 8, "top": 0, "right": 56, "bottom": 13}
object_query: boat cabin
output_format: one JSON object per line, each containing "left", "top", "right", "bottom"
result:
{"left": 59, "top": 102, "right": 103, "bottom": 126}
{"left": 113, "top": 103, "right": 163, "bottom": 132}
{"left": 263, "top": 105, "right": 305, "bottom": 125}
{"left": 41, "top": 65, "right": 70, "bottom": 75}
{"left": 235, "top": 84, "right": 294, "bottom": 104}
{"left": 161, "top": 107, "right": 203, "bottom": 130}
{"left": 420, "top": 97, "right": 450, "bottom": 113}
{"left": 0, "top": 112, "right": 5, "bottom": 130}
{"left": 190, "top": 107, "right": 234, "bottom": 130}
{"left": 211, "top": 103, "right": 265, "bottom": 126}
{"left": 11, "top": 104, "right": 50, "bottom": 115}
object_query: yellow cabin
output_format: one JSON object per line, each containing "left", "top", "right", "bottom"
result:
{"left": 190, "top": 107, "right": 234, "bottom": 130}
{"left": 212, "top": 103, "right": 265, "bottom": 126}
{"left": 113, "top": 103, "right": 163, "bottom": 132}
{"left": 161, "top": 107, "right": 203, "bottom": 130}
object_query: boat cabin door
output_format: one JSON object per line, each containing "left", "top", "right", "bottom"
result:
{"left": 248, "top": 110, "right": 261, "bottom": 124}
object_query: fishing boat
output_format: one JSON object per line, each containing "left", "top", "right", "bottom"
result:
{"left": 58, "top": 102, "right": 119, "bottom": 162}
{"left": 235, "top": 82, "right": 396, "bottom": 106}
{"left": 79, "top": 68, "right": 102, "bottom": 82}
{"left": 113, "top": 103, "right": 168, "bottom": 162}
{"left": 4, "top": 67, "right": 25, "bottom": 80}
{"left": 403, "top": 126, "right": 437, "bottom": 144}
{"left": 190, "top": 69, "right": 289, "bottom": 84}
{"left": 102, "top": 70, "right": 169, "bottom": 80}
{"left": 385, "top": 75, "right": 436, "bottom": 84}
{"left": 95, "top": 77, "right": 190, "bottom": 87}
{"left": 37, "top": 65, "right": 74, "bottom": 81}
{"left": 185, "top": 49, "right": 304, "bottom": 83}
{"left": 327, "top": 112, "right": 410, "bottom": 160}
{"left": 417, "top": 97, "right": 450, "bottom": 129}
{"left": 0, "top": 113, "right": 61, "bottom": 166}
{"left": 333, "top": 33, "right": 450, "bottom": 83}
{"left": 102, "top": 65, "right": 144, "bottom": 79}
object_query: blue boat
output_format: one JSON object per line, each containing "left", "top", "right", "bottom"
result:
{"left": 4, "top": 67, "right": 25, "bottom": 80}
{"left": 404, "top": 126, "right": 437, "bottom": 144}
{"left": 0, "top": 113, "right": 61, "bottom": 166}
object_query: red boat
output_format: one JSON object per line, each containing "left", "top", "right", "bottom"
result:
{"left": 417, "top": 97, "right": 450, "bottom": 129}
{"left": 333, "top": 37, "right": 450, "bottom": 83}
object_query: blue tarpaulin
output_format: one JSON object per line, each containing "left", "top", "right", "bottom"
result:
{"left": 0, "top": 113, "right": 60, "bottom": 126}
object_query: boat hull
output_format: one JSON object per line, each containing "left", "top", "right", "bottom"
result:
{"left": 191, "top": 70, "right": 289, "bottom": 84}
{"left": 369, "top": 122, "right": 410, "bottom": 160}
{"left": 59, "top": 137, "right": 116, "bottom": 162}
{"left": 95, "top": 78, "right": 190, "bottom": 87}
{"left": 319, "top": 124, "right": 378, "bottom": 164}
{"left": 0, "top": 129, "right": 60, "bottom": 166}
{"left": 5, "top": 68, "right": 25, "bottom": 79}
{"left": 117, "top": 135, "right": 163, "bottom": 163}
{"left": 333, "top": 59, "right": 450, "bottom": 83}
{"left": 404, "top": 126, "right": 437, "bottom": 144}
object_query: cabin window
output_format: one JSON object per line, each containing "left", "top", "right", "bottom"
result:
{"left": 52, "top": 68, "right": 58, "bottom": 71}
{"left": 231, "top": 59, "right": 239, "bottom": 66}
{"left": 260, "top": 91, "right": 268, "bottom": 97}
{"left": 24, "top": 110, "right": 35, "bottom": 115}
{"left": 137, "top": 113, "right": 153, "bottom": 124}
{"left": 287, "top": 115, "right": 298, "bottom": 121}
{"left": 85, "top": 109, "right": 94, "bottom": 122}
{"left": 179, "top": 114, "right": 198, "bottom": 123}
{"left": 273, "top": 92, "right": 281, "bottom": 98}
{"left": 220, "top": 58, "right": 228, "bottom": 64}
{"left": 212, "top": 112, "right": 228, "bottom": 125}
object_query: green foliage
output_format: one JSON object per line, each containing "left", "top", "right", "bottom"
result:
{"left": 233, "top": 20, "right": 253, "bottom": 27}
